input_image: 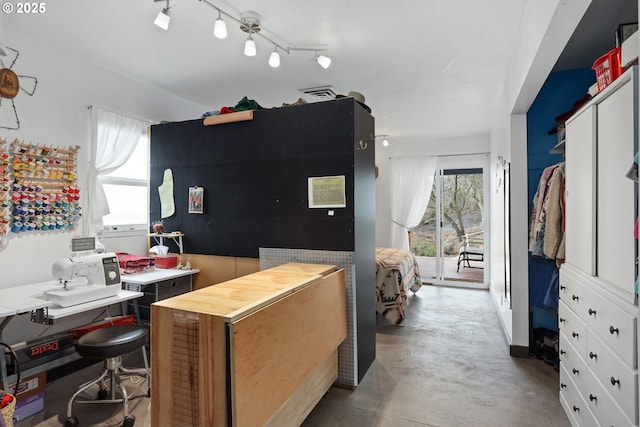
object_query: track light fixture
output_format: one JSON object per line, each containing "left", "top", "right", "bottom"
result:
{"left": 244, "top": 34, "right": 257, "bottom": 57}
{"left": 213, "top": 10, "right": 227, "bottom": 39}
{"left": 375, "top": 135, "right": 390, "bottom": 147}
{"left": 178, "top": 0, "right": 333, "bottom": 69}
{"left": 153, "top": 0, "right": 172, "bottom": 30}
{"left": 315, "top": 54, "right": 331, "bottom": 69}
{"left": 269, "top": 48, "right": 281, "bottom": 68}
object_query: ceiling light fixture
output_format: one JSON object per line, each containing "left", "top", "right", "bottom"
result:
{"left": 315, "top": 54, "right": 332, "bottom": 69}
{"left": 375, "top": 134, "right": 390, "bottom": 147}
{"left": 153, "top": 0, "right": 172, "bottom": 30}
{"left": 196, "top": 0, "right": 331, "bottom": 69}
{"left": 244, "top": 35, "right": 257, "bottom": 57}
{"left": 269, "top": 48, "right": 280, "bottom": 68}
{"left": 213, "top": 10, "right": 227, "bottom": 39}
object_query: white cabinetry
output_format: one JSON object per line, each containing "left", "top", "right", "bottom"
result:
{"left": 560, "top": 67, "right": 638, "bottom": 427}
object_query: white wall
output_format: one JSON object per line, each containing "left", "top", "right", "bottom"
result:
{"left": 491, "top": 0, "right": 593, "bottom": 349}
{"left": 0, "top": 30, "right": 206, "bottom": 290}
{"left": 0, "top": 30, "right": 206, "bottom": 343}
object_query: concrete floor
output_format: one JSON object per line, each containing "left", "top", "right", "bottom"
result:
{"left": 15, "top": 285, "right": 568, "bottom": 427}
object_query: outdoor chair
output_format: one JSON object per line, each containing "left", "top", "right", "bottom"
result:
{"left": 457, "top": 231, "right": 484, "bottom": 272}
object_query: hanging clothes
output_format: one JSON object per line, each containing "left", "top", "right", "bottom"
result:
{"left": 543, "top": 162, "right": 565, "bottom": 263}
{"left": 529, "top": 164, "right": 559, "bottom": 252}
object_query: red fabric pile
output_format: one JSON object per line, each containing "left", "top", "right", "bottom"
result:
{"left": 116, "top": 252, "right": 155, "bottom": 270}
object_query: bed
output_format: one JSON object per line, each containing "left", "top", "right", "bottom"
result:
{"left": 375, "top": 247, "right": 422, "bottom": 325}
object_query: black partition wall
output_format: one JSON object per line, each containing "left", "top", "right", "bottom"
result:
{"left": 149, "top": 97, "right": 376, "bottom": 382}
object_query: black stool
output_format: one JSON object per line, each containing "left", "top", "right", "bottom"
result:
{"left": 64, "top": 324, "right": 150, "bottom": 427}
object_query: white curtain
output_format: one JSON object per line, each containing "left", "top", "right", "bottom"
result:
{"left": 389, "top": 156, "right": 438, "bottom": 250}
{"left": 83, "top": 108, "right": 150, "bottom": 236}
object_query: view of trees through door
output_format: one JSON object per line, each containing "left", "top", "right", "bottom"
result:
{"left": 410, "top": 168, "right": 485, "bottom": 285}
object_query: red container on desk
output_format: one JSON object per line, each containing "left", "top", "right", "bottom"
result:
{"left": 154, "top": 256, "right": 178, "bottom": 269}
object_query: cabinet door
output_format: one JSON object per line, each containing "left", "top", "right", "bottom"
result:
{"left": 565, "top": 105, "right": 596, "bottom": 275}
{"left": 596, "top": 78, "right": 636, "bottom": 296}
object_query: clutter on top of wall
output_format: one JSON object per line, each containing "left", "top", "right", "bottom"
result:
{"left": 0, "top": 139, "right": 81, "bottom": 249}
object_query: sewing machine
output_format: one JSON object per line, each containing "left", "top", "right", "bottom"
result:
{"left": 45, "top": 252, "right": 122, "bottom": 307}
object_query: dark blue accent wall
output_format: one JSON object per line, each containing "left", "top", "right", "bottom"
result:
{"left": 526, "top": 68, "right": 595, "bottom": 331}
{"left": 527, "top": 68, "right": 595, "bottom": 213}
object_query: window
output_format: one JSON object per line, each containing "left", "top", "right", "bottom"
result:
{"left": 101, "top": 132, "right": 148, "bottom": 228}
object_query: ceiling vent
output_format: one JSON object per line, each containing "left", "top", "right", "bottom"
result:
{"left": 299, "top": 85, "right": 337, "bottom": 100}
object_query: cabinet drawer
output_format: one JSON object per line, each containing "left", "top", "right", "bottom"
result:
{"left": 560, "top": 331, "right": 587, "bottom": 392}
{"left": 586, "top": 368, "right": 636, "bottom": 427}
{"left": 559, "top": 301, "right": 587, "bottom": 359}
{"left": 158, "top": 275, "right": 192, "bottom": 299}
{"left": 586, "top": 329, "right": 638, "bottom": 424}
{"left": 584, "top": 287, "right": 637, "bottom": 368}
{"left": 559, "top": 269, "right": 588, "bottom": 320}
{"left": 560, "top": 364, "right": 601, "bottom": 427}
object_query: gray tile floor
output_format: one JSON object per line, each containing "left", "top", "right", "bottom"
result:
{"left": 15, "top": 285, "right": 568, "bottom": 427}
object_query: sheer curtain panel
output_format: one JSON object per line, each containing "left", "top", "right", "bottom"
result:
{"left": 83, "top": 108, "right": 150, "bottom": 236}
{"left": 389, "top": 156, "right": 437, "bottom": 250}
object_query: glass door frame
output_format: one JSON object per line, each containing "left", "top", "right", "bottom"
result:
{"left": 430, "top": 155, "right": 490, "bottom": 289}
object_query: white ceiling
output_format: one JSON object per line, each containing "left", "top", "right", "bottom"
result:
{"left": 3, "top": 0, "right": 635, "bottom": 145}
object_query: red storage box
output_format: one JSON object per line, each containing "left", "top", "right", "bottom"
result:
{"left": 154, "top": 256, "right": 178, "bottom": 269}
{"left": 592, "top": 47, "right": 622, "bottom": 92}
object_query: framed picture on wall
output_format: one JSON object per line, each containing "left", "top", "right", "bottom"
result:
{"left": 189, "top": 186, "right": 204, "bottom": 214}
{"left": 308, "top": 175, "right": 346, "bottom": 208}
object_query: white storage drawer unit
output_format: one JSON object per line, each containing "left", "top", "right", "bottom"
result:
{"left": 560, "top": 66, "right": 638, "bottom": 427}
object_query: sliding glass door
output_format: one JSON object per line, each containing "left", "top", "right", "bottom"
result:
{"left": 410, "top": 159, "right": 488, "bottom": 288}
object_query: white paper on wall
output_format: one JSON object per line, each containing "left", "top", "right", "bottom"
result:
{"left": 158, "top": 168, "right": 175, "bottom": 218}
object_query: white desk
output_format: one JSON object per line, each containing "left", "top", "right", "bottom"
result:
{"left": 0, "top": 281, "right": 143, "bottom": 391}
{"left": 0, "top": 306, "right": 16, "bottom": 317}
{"left": 121, "top": 268, "right": 199, "bottom": 324}
{"left": 120, "top": 268, "right": 199, "bottom": 287}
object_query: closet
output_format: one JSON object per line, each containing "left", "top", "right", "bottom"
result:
{"left": 559, "top": 66, "right": 638, "bottom": 427}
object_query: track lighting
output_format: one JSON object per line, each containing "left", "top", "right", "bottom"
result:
{"left": 153, "top": 0, "right": 172, "bottom": 30}
{"left": 315, "top": 54, "right": 332, "bottom": 69}
{"left": 269, "top": 49, "right": 280, "bottom": 68}
{"left": 213, "top": 10, "right": 227, "bottom": 39}
{"left": 185, "top": 1, "right": 332, "bottom": 70}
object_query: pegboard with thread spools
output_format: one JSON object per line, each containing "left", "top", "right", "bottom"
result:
{"left": 0, "top": 138, "right": 81, "bottom": 249}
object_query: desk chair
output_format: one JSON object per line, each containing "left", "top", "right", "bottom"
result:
{"left": 64, "top": 324, "right": 150, "bottom": 427}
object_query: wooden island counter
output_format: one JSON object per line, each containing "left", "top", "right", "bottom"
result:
{"left": 151, "top": 262, "right": 347, "bottom": 427}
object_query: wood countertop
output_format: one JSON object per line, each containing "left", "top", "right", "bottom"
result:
{"left": 151, "top": 262, "right": 338, "bottom": 322}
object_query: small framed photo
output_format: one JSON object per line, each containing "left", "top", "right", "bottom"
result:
{"left": 189, "top": 186, "right": 204, "bottom": 214}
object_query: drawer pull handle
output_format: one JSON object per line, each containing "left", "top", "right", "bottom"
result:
{"left": 588, "top": 308, "right": 596, "bottom": 316}
{"left": 171, "top": 281, "right": 177, "bottom": 288}
{"left": 560, "top": 285, "right": 566, "bottom": 290}
{"left": 572, "top": 295, "right": 579, "bottom": 301}
{"left": 572, "top": 368, "right": 579, "bottom": 375}
{"left": 560, "top": 383, "right": 566, "bottom": 389}
{"left": 560, "top": 349, "right": 566, "bottom": 356}
{"left": 589, "top": 352, "right": 597, "bottom": 360}
{"left": 610, "top": 377, "right": 620, "bottom": 386}
{"left": 572, "top": 406, "right": 579, "bottom": 413}
{"left": 589, "top": 394, "right": 597, "bottom": 402}
{"left": 572, "top": 332, "right": 579, "bottom": 338}
{"left": 559, "top": 317, "right": 566, "bottom": 323}
{"left": 609, "top": 326, "right": 619, "bottom": 335}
